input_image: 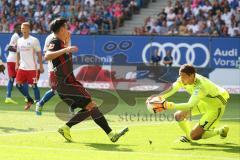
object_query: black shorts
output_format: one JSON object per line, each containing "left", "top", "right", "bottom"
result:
{"left": 57, "top": 81, "right": 92, "bottom": 109}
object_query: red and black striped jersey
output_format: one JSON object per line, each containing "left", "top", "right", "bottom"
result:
{"left": 48, "top": 38, "right": 75, "bottom": 85}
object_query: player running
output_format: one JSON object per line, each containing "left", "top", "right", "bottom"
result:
{"left": 5, "top": 23, "right": 22, "bottom": 104}
{"left": 16, "top": 22, "right": 44, "bottom": 110}
{"left": 45, "top": 18, "right": 128, "bottom": 143}
{"left": 147, "top": 64, "right": 230, "bottom": 142}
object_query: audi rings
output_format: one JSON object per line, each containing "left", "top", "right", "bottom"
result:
{"left": 142, "top": 42, "right": 210, "bottom": 67}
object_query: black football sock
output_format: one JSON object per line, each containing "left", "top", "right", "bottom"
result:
{"left": 90, "top": 107, "right": 112, "bottom": 134}
{"left": 66, "top": 109, "right": 90, "bottom": 128}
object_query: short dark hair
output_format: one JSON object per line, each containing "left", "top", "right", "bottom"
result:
{"left": 50, "top": 17, "right": 67, "bottom": 33}
{"left": 179, "top": 64, "right": 196, "bottom": 76}
{"left": 14, "top": 23, "right": 21, "bottom": 30}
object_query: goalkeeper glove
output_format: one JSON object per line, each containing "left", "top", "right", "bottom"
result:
{"left": 162, "top": 101, "right": 174, "bottom": 110}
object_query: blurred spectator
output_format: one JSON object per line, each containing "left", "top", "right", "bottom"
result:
{"left": 134, "top": 0, "right": 240, "bottom": 37}
{"left": 159, "top": 20, "right": 169, "bottom": 35}
{"left": 113, "top": 1, "right": 124, "bottom": 29}
{"left": 165, "top": 0, "right": 174, "bottom": 14}
{"left": 0, "top": 0, "right": 150, "bottom": 34}
{"left": 89, "top": 20, "right": 98, "bottom": 34}
{"left": 163, "top": 50, "right": 173, "bottom": 67}
{"left": 151, "top": 48, "right": 161, "bottom": 66}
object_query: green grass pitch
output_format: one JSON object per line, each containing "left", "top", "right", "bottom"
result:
{"left": 0, "top": 87, "right": 239, "bottom": 160}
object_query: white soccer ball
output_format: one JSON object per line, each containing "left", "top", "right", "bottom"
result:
{"left": 146, "top": 96, "right": 165, "bottom": 113}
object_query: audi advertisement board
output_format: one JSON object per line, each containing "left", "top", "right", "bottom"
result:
{"left": 0, "top": 34, "right": 239, "bottom": 68}
{"left": 0, "top": 34, "right": 239, "bottom": 93}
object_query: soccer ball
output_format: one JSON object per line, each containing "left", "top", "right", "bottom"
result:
{"left": 146, "top": 96, "right": 166, "bottom": 113}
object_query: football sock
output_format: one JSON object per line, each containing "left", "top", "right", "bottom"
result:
{"left": 6, "top": 77, "right": 14, "bottom": 98}
{"left": 66, "top": 107, "right": 112, "bottom": 134}
{"left": 201, "top": 128, "right": 220, "bottom": 139}
{"left": 16, "top": 83, "right": 33, "bottom": 102}
{"left": 32, "top": 84, "right": 40, "bottom": 102}
{"left": 23, "top": 83, "right": 29, "bottom": 95}
{"left": 38, "top": 89, "right": 55, "bottom": 106}
{"left": 66, "top": 109, "right": 91, "bottom": 128}
{"left": 178, "top": 120, "right": 191, "bottom": 140}
{"left": 91, "top": 107, "right": 112, "bottom": 134}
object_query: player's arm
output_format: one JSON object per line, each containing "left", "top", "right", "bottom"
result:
{"left": 16, "top": 51, "right": 20, "bottom": 70}
{"left": 37, "top": 51, "right": 44, "bottom": 73}
{"left": 147, "top": 79, "right": 181, "bottom": 102}
{"left": 160, "top": 81, "right": 181, "bottom": 99}
{"left": 8, "top": 35, "right": 18, "bottom": 52}
{"left": 16, "top": 40, "right": 20, "bottom": 70}
{"left": 45, "top": 45, "right": 78, "bottom": 60}
{"left": 164, "top": 86, "right": 204, "bottom": 111}
{"left": 146, "top": 80, "right": 181, "bottom": 104}
{"left": 34, "top": 39, "right": 44, "bottom": 73}
{"left": 8, "top": 46, "right": 17, "bottom": 52}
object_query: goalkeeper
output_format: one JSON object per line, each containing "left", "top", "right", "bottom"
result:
{"left": 147, "top": 64, "right": 230, "bottom": 142}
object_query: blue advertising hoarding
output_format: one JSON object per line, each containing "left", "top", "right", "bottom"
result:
{"left": 0, "top": 33, "right": 239, "bottom": 68}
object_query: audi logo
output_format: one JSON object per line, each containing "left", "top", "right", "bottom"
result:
{"left": 142, "top": 42, "right": 210, "bottom": 67}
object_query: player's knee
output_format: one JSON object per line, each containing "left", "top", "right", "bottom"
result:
{"left": 32, "top": 84, "right": 38, "bottom": 88}
{"left": 190, "top": 131, "right": 202, "bottom": 140}
{"left": 9, "top": 77, "right": 15, "bottom": 82}
{"left": 16, "top": 83, "right": 22, "bottom": 88}
{"left": 85, "top": 101, "right": 97, "bottom": 111}
{"left": 174, "top": 111, "right": 185, "bottom": 121}
{"left": 51, "top": 89, "right": 57, "bottom": 94}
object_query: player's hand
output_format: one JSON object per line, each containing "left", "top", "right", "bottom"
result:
{"left": 65, "top": 31, "right": 71, "bottom": 46}
{"left": 66, "top": 46, "right": 78, "bottom": 53}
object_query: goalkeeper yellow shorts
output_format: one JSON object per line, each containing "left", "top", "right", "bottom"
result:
{"left": 191, "top": 100, "right": 226, "bottom": 130}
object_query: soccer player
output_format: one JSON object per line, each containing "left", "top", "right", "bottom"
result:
{"left": 45, "top": 18, "right": 128, "bottom": 142}
{"left": 35, "top": 32, "right": 72, "bottom": 115}
{"left": 5, "top": 23, "right": 22, "bottom": 104}
{"left": 147, "top": 64, "right": 230, "bottom": 142}
{"left": 35, "top": 33, "right": 57, "bottom": 115}
{"left": 16, "top": 22, "right": 44, "bottom": 110}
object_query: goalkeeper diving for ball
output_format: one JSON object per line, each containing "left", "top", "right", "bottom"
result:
{"left": 147, "top": 64, "right": 230, "bottom": 142}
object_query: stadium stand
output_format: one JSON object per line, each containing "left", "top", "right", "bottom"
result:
{"left": 0, "top": 0, "right": 154, "bottom": 34}
{"left": 133, "top": 0, "right": 240, "bottom": 37}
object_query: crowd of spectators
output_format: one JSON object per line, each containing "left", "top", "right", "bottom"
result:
{"left": 0, "top": 0, "right": 148, "bottom": 34}
{"left": 134, "top": 0, "right": 240, "bottom": 37}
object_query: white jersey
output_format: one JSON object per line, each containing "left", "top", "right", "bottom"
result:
{"left": 7, "top": 33, "right": 20, "bottom": 62}
{"left": 44, "top": 33, "right": 72, "bottom": 72}
{"left": 17, "top": 35, "right": 41, "bottom": 70}
{"left": 44, "top": 33, "right": 55, "bottom": 72}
